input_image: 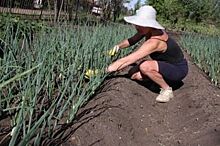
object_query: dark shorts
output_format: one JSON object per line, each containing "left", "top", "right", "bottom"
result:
{"left": 157, "top": 59, "right": 188, "bottom": 81}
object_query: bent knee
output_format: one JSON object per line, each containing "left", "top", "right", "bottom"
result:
{"left": 139, "top": 61, "right": 158, "bottom": 73}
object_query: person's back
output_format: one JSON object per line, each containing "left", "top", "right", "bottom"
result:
{"left": 150, "top": 37, "right": 184, "bottom": 63}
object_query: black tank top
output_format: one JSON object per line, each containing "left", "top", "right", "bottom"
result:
{"left": 128, "top": 33, "right": 184, "bottom": 64}
{"left": 150, "top": 37, "right": 184, "bottom": 63}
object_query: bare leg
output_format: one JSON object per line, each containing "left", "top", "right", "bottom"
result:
{"left": 138, "top": 60, "right": 170, "bottom": 89}
{"left": 131, "top": 72, "right": 143, "bottom": 81}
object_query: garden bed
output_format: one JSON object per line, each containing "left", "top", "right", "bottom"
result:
{"left": 60, "top": 35, "right": 220, "bottom": 146}
{"left": 0, "top": 23, "right": 219, "bottom": 145}
{"left": 62, "top": 55, "right": 220, "bottom": 146}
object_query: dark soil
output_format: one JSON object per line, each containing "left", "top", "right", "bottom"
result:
{"left": 62, "top": 34, "right": 220, "bottom": 146}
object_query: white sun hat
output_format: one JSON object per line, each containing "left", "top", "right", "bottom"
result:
{"left": 124, "top": 5, "right": 164, "bottom": 30}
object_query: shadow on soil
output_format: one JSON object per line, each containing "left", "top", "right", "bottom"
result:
{"left": 105, "top": 72, "right": 184, "bottom": 94}
{"left": 41, "top": 93, "right": 120, "bottom": 146}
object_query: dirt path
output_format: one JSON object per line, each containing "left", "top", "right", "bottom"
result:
{"left": 62, "top": 36, "right": 220, "bottom": 146}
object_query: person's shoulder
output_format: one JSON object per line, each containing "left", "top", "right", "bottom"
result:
{"left": 144, "top": 38, "right": 161, "bottom": 48}
{"left": 147, "top": 38, "right": 160, "bottom": 43}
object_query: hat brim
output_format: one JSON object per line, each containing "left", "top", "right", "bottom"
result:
{"left": 124, "top": 16, "right": 164, "bottom": 30}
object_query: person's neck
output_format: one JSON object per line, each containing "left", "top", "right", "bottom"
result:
{"left": 151, "top": 29, "right": 164, "bottom": 37}
{"left": 150, "top": 29, "right": 168, "bottom": 41}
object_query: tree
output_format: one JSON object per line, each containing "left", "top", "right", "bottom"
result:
{"left": 212, "top": 0, "right": 220, "bottom": 22}
{"left": 67, "top": 0, "right": 75, "bottom": 21}
{"left": 74, "top": 0, "right": 80, "bottom": 21}
{"left": 147, "top": 0, "right": 220, "bottom": 24}
{"left": 98, "top": 0, "right": 130, "bottom": 21}
{"left": 112, "top": 0, "right": 130, "bottom": 22}
{"left": 134, "top": 0, "right": 142, "bottom": 11}
{"left": 54, "top": 0, "right": 63, "bottom": 22}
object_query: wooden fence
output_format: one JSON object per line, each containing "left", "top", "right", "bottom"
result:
{"left": 0, "top": 6, "right": 69, "bottom": 21}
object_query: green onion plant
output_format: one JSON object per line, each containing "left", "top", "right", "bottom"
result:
{"left": 0, "top": 17, "right": 135, "bottom": 145}
{"left": 180, "top": 33, "right": 220, "bottom": 87}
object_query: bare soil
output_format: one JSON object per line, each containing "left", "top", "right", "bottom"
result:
{"left": 61, "top": 34, "right": 220, "bottom": 146}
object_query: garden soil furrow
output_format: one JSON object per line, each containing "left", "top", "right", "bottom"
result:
{"left": 62, "top": 35, "right": 220, "bottom": 146}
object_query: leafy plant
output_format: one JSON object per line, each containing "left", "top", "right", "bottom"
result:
{"left": 180, "top": 33, "right": 220, "bottom": 86}
{"left": 0, "top": 20, "right": 135, "bottom": 145}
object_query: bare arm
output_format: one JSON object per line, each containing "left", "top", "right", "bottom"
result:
{"left": 116, "top": 32, "right": 145, "bottom": 49}
{"left": 107, "top": 39, "right": 159, "bottom": 72}
{"left": 117, "top": 39, "right": 130, "bottom": 49}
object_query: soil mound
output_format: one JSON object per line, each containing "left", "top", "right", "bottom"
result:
{"left": 62, "top": 38, "right": 220, "bottom": 146}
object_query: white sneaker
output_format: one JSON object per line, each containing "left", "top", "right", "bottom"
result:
{"left": 156, "top": 87, "right": 174, "bottom": 103}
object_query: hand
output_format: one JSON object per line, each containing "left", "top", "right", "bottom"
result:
{"left": 108, "top": 45, "right": 120, "bottom": 57}
{"left": 106, "top": 64, "right": 117, "bottom": 73}
{"left": 105, "top": 66, "right": 112, "bottom": 73}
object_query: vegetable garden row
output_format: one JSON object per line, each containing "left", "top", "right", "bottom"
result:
{"left": 0, "top": 16, "right": 219, "bottom": 145}
{"left": 180, "top": 33, "right": 220, "bottom": 86}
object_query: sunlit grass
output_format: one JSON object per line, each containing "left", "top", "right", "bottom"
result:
{"left": 0, "top": 19, "right": 135, "bottom": 145}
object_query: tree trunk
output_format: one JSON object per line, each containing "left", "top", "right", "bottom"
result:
{"left": 68, "top": 0, "right": 74, "bottom": 21}
{"left": 75, "top": 0, "right": 80, "bottom": 22}
{"left": 57, "top": 0, "right": 64, "bottom": 22}
{"left": 54, "top": 0, "right": 62, "bottom": 23}
{"left": 54, "top": 0, "right": 58, "bottom": 23}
